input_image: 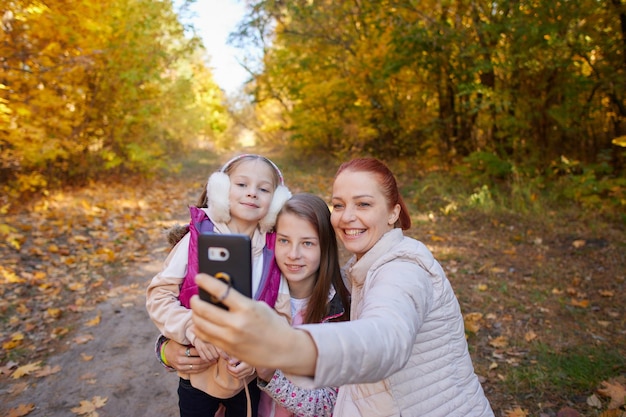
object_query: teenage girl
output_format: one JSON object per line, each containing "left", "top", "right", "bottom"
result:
{"left": 146, "top": 154, "right": 292, "bottom": 417}
{"left": 256, "top": 193, "right": 351, "bottom": 417}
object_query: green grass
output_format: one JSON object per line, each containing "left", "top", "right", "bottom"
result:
{"left": 506, "top": 343, "right": 626, "bottom": 396}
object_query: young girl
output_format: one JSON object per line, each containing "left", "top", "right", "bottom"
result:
{"left": 146, "top": 154, "right": 292, "bottom": 417}
{"left": 256, "top": 193, "right": 351, "bottom": 417}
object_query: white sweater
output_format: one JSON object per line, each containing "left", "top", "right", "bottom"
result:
{"left": 294, "top": 228, "right": 494, "bottom": 417}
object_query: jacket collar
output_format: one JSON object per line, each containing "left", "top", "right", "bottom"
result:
{"left": 347, "top": 228, "right": 404, "bottom": 285}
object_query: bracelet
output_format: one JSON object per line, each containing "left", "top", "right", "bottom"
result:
{"left": 160, "top": 339, "right": 171, "bottom": 367}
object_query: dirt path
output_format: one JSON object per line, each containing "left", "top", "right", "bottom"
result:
{"left": 1, "top": 255, "right": 180, "bottom": 416}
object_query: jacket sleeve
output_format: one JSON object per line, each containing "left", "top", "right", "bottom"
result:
{"left": 258, "top": 369, "right": 337, "bottom": 417}
{"left": 296, "top": 261, "right": 433, "bottom": 388}
{"left": 145, "top": 233, "right": 195, "bottom": 345}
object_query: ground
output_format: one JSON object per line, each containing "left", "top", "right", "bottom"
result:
{"left": 1, "top": 151, "right": 624, "bottom": 417}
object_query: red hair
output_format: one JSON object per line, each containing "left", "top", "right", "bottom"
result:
{"left": 335, "top": 158, "right": 411, "bottom": 230}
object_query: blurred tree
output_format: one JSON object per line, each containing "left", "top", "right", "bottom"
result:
{"left": 0, "top": 0, "right": 228, "bottom": 204}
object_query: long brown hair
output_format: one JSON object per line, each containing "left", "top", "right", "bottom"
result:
{"left": 277, "top": 193, "right": 350, "bottom": 324}
{"left": 335, "top": 158, "right": 411, "bottom": 230}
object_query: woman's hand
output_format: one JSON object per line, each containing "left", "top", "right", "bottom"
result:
{"left": 191, "top": 273, "right": 318, "bottom": 376}
{"left": 164, "top": 339, "right": 214, "bottom": 374}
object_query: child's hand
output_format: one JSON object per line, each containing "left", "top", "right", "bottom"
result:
{"left": 193, "top": 339, "right": 221, "bottom": 363}
{"left": 225, "top": 357, "right": 257, "bottom": 379}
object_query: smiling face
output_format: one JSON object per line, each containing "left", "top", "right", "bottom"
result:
{"left": 227, "top": 159, "right": 276, "bottom": 232}
{"left": 330, "top": 169, "right": 400, "bottom": 260}
{"left": 274, "top": 211, "right": 321, "bottom": 299}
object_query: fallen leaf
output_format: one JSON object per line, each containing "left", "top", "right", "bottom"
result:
{"left": 505, "top": 407, "right": 528, "bottom": 417}
{"left": 489, "top": 336, "right": 509, "bottom": 349}
{"left": 73, "top": 334, "right": 94, "bottom": 345}
{"left": 570, "top": 298, "right": 589, "bottom": 308}
{"left": 85, "top": 314, "right": 101, "bottom": 327}
{"left": 598, "top": 409, "right": 626, "bottom": 417}
{"left": 557, "top": 407, "right": 580, "bottom": 417}
{"left": 587, "top": 393, "right": 603, "bottom": 408}
{"left": 524, "top": 330, "right": 537, "bottom": 342}
{"left": 597, "top": 379, "right": 626, "bottom": 409}
{"left": 12, "top": 362, "right": 42, "bottom": 379}
{"left": 5, "top": 403, "right": 35, "bottom": 417}
{"left": 8, "top": 382, "right": 29, "bottom": 395}
{"left": 71, "top": 396, "right": 108, "bottom": 416}
{"left": 572, "top": 239, "right": 586, "bottom": 248}
{"left": 599, "top": 290, "right": 614, "bottom": 297}
{"left": 464, "top": 312, "right": 483, "bottom": 333}
{"left": 81, "top": 353, "right": 94, "bottom": 361}
{"left": 3, "top": 338, "right": 23, "bottom": 350}
{"left": 47, "top": 308, "right": 63, "bottom": 319}
{"left": 34, "top": 364, "right": 61, "bottom": 377}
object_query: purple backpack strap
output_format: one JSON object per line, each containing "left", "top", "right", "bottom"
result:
{"left": 256, "top": 232, "right": 281, "bottom": 308}
{"left": 179, "top": 207, "right": 213, "bottom": 309}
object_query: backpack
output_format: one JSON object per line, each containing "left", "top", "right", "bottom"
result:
{"left": 178, "top": 206, "right": 281, "bottom": 309}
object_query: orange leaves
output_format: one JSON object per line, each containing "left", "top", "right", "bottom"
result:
{"left": 5, "top": 403, "right": 35, "bottom": 417}
{"left": 597, "top": 380, "right": 626, "bottom": 410}
{"left": 464, "top": 312, "right": 484, "bottom": 333}
{"left": 3, "top": 332, "right": 25, "bottom": 350}
{"left": 505, "top": 407, "right": 529, "bottom": 417}
{"left": 71, "top": 396, "right": 108, "bottom": 417}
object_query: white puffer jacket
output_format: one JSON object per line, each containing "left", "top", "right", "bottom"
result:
{"left": 294, "top": 228, "right": 494, "bottom": 417}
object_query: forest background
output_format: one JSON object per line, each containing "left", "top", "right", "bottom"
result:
{"left": 1, "top": 0, "right": 625, "bottom": 416}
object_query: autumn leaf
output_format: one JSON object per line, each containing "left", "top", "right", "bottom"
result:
{"left": 505, "top": 407, "right": 528, "bottom": 417}
{"left": 47, "top": 308, "right": 63, "bottom": 319}
{"left": 597, "top": 379, "right": 626, "bottom": 409}
{"left": 524, "top": 330, "right": 537, "bottom": 342}
{"left": 489, "top": 336, "right": 509, "bottom": 349}
{"left": 81, "top": 353, "right": 94, "bottom": 361}
{"left": 85, "top": 313, "right": 101, "bottom": 327}
{"left": 71, "top": 396, "right": 108, "bottom": 416}
{"left": 12, "top": 362, "right": 42, "bottom": 379}
{"left": 598, "top": 409, "right": 626, "bottom": 417}
{"left": 3, "top": 332, "right": 25, "bottom": 350}
{"left": 73, "top": 334, "right": 94, "bottom": 345}
{"left": 5, "top": 403, "right": 35, "bottom": 417}
{"left": 587, "top": 393, "right": 603, "bottom": 408}
{"left": 570, "top": 298, "right": 589, "bottom": 308}
{"left": 464, "top": 312, "right": 483, "bottom": 333}
{"left": 34, "top": 364, "right": 61, "bottom": 377}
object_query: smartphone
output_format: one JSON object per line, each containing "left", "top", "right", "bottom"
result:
{"left": 197, "top": 233, "right": 252, "bottom": 309}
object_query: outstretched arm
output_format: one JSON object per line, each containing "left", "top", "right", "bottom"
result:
{"left": 190, "top": 273, "right": 318, "bottom": 376}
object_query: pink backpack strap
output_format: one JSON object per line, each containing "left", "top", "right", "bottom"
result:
{"left": 179, "top": 207, "right": 213, "bottom": 309}
{"left": 256, "top": 232, "right": 281, "bottom": 307}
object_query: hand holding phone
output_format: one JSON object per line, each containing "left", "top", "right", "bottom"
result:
{"left": 197, "top": 234, "right": 252, "bottom": 309}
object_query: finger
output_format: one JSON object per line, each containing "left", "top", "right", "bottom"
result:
{"left": 194, "top": 273, "right": 244, "bottom": 310}
{"left": 186, "top": 346, "right": 200, "bottom": 357}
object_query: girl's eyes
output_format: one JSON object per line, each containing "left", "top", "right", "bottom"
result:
{"left": 277, "top": 238, "right": 289, "bottom": 245}
{"left": 357, "top": 202, "right": 371, "bottom": 207}
{"left": 234, "top": 183, "right": 272, "bottom": 193}
{"left": 303, "top": 241, "right": 314, "bottom": 247}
